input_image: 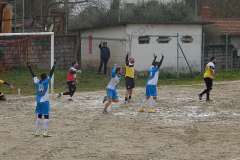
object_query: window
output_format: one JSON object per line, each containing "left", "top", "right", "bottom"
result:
{"left": 181, "top": 35, "right": 193, "bottom": 43}
{"left": 156, "top": 36, "right": 171, "bottom": 43}
{"left": 138, "top": 36, "right": 150, "bottom": 44}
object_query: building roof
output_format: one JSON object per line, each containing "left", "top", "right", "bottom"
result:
{"left": 211, "top": 19, "right": 240, "bottom": 35}
{"left": 70, "top": 21, "right": 209, "bottom": 32}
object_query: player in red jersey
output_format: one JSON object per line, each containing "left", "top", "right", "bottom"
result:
{"left": 58, "top": 61, "right": 81, "bottom": 101}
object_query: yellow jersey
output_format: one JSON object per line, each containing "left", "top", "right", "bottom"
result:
{"left": 204, "top": 62, "right": 215, "bottom": 79}
{"left": 125, "top": 65, "right": 135, "bottom": 78}
{"left": 0, "top": 80, "right": 4, "bottom": 84}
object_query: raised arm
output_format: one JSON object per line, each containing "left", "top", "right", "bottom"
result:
{"left": 157, "top": 55, "right": 164, "bottom": 69}
{"left": 99, "top": 42, "right": 102, "bottom": 49}
{"left": 27, "top": 64, "right": 35, "bottom": 78}
{"left": 125, "top": 54, "right": 129, "bottom": 65}
{"left": 152, "top": 54, "right": 157, "bottom": 65}
{"left": 0, "top": 80, "right": 10, "bottom": 86}
{"left": 49, "top": 61, "right": 56, "bottom": 78}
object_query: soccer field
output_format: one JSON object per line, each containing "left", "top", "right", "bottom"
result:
{"left": 1, "top": 81, "right": 240, "bottom": 160}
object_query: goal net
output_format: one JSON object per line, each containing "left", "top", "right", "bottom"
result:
{"left": 0, "top": 32, "right": 55, "bottom": 93}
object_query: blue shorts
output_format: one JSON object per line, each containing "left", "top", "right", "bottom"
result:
{"left": 146, "top": 85, "right": 157, "bottom": 97}
{"left": 107, "top": 89, "right": 118, "bottom": 100}
{"left": 35, "top": 101, "right": 50, "bottom": 115}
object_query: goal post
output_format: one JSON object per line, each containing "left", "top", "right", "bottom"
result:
{"left": 0, "top": 32, "right": 55, "bottom": 93}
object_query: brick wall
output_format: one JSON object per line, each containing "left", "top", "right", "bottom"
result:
{"left": 0, "top": 35, "right": 77, "bottom": 70}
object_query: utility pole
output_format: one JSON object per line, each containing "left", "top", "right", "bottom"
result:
{"left": 194, "top": 0, "right": 198, "bottom": 19}
{"left": 64, "top": 0, "right": 68, "bottom": 34}
{"left": 14, "top": 0, "right": 17, "bottom": 32}
{"left": 22, "top": 0, "right": 25, "bottom": 32}
{"left": 118, "top": 0, "right": 121, "bottom": 23}
{"left": 225, "top": 33, "right": 229, "bottom": 70}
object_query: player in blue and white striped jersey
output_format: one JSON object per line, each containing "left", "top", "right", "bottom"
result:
{"left": 102, "top": 65, "right": 122, "bottom": 113}
{"left": 27, "top": 62, "right": 56, "bottom": 137}
{"left": 146, "top": 54, "right": 164, "bottom": 102}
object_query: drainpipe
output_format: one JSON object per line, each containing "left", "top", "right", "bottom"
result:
{"left": 225, "top": 33, "right": 229, "bottom": 70}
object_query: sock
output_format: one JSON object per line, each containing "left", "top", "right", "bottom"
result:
{"left": 43, "top": 119, "right": 49, "bottom": 131}
{"left": 35, "top": 118, "right": 42, "bottom": 131}
{"left": 128, "top": 96, "right": 132, "bottom": 100}
{"left": 148, "top": 98, "right": 156, "bottom": 107}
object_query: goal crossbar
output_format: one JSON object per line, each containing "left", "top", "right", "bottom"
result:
{"left": 0, "top": 32, "right": 55, "bottom": 93}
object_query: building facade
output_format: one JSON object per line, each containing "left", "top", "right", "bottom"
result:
{"left": 80, "top": 23, "right": 204, "bottom": 73}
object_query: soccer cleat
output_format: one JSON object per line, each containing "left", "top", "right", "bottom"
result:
{"left": 102, "top": 96, "right": 108, "bottom": 103}
{"left": 0, "top": 95, "right": 6, "bottom": 101}
{"left": 68, "top": 98, "right": 73, "bottom": 101}
{"left": 43, "top": 130, "right": 50, "bottom": 137}
{"left": 148, "top": 108, "right": 156, "bottom": 113}
{"left": 206, "top": 99, "right": 212, "bottom": 102}
{"left": 102, "top": 107, "right": 109, "bottom": 114}
{"left": 57, "top": 93, "right": 62, "bottom": 98}
{"left": 34, "top": 130, "right": 41, "bottom": 137}
{"left": 138, "top": 108, "right": 145, "bottom": 112}
{"left": 198, "top": 94, "right": 202, "bottom": 100}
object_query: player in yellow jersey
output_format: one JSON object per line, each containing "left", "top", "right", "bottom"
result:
{"left": 199, "top": 57, "right": 216, "bottom": 101}
{"left": 0, "top": 79, "right": 14, "bottom": 101}
{"left": 124, "top": 54, "right": 135, "bottom": 104}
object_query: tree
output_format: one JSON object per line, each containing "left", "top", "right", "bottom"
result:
{"left": 185, "top": 0, "right": 240, "bottom": 18}
{"left": 69, "top": 0, "right": 195, "bottom": 30}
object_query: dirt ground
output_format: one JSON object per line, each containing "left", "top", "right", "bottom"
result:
{"left": 1, "top": 81, "right": 240, "bottom": 160}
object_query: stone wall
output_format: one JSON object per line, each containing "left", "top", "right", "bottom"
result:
{"left": 0, "top": 35, "right": 77, "bottom": 70}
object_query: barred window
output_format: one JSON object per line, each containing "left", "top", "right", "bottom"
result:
{"left": 138, "top": 36, "right": 150, "bottom": 44}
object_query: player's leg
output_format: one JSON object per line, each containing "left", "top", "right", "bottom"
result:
{"left": 43, "top": 114, "right": 50, "bottom": 137}
{"left": 129, "top": 78, "right": 135, "bottom": 102}
{"left": 112, "top": 89, "right": 119, "bottom": 103}
{"left": 124, "top": 78, "right": 129, "bottom": 103}
{"left": 35, "top": 114, "right": 42, "bottom": 136}
{"left": 63, "top": 82, "right": 72, "bottom": 96}
{"left": 199, "top": 78, "right": 208, "bottom": 100}
{"left": 58, "top": 81, "right": 71, "bottom": 98}
{"left": 145, "top": 85, "right": 151, "bottom": 101}
{"left": 103, "top": 59, "right": 108, "bottom": 75}
{"left": 0, "top": 92, "right": 6, "bottom": 101}
{"left": 206, "top": 78, "right": 213, "bottom": 101}
{"left": 103, "top": 99, "right": 112, "bottom": 113}
{"left": 70, "top": 82, "right": 76, "bottom": 97}
{"left": 128, "top": 89, "right": 133, "bottom": 102}
{"left": 37, "top": 101, "right": 50, "bottom": 136}
{"left": 127, "top": 78, "right": 135, "bottom": 102}
{"left": 145, "top": 85, "right": 157, "bottom": 107}
{"left": 151, "top": 86, "right": 158, "bottom": 106}
{"left": 103, "top": 89, "right": 117, "bottom": 113}
{"left": 98, "top": 59, "right": 104, "bottom": 73}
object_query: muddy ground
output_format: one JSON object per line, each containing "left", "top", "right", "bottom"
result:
{"left": 1, "top": 81, "right": 240, "bottom": 160}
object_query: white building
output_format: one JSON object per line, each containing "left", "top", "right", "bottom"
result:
{"left": 80, "top": 22, "right": 205, "bottom": 73}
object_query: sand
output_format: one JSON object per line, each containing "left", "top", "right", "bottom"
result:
{"left": 1, "top": 81, "right": 240, "bottom": 160}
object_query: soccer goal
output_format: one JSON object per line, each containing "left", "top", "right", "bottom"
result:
{"left": 0, "top": 32, "right": 55, "bottom": 93}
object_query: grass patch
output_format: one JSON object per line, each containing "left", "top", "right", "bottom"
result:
{"left": 0, "top": 68, "right": 240, "bottom": 95}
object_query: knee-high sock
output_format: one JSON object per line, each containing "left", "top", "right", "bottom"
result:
{"left": 35, "top": 118, "right": 42, "bottom": 130}
{"left": 43, "top": 119, "right": 49, "bottom": 130}
{"left": 148, "top": 98, "right": 156, "bottom": 107}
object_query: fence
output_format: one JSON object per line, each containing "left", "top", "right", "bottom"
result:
{"left": 0, "top": 34, "right": 77, "bottom": 70}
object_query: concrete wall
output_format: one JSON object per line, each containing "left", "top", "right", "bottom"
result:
{"left": 0, "top": 35, "right": 77, "bottom": 70}
{"left": 80, "top": 24, "right": 203, "bottom": 72}
{"left": 80, "top": 26, "right": 127, "bottom": 70}
{"left": 126, "top": 24, "right": 203, "bottom": 72}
